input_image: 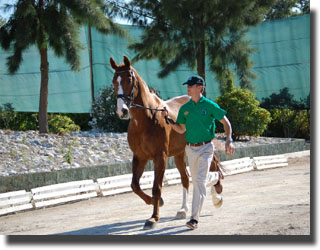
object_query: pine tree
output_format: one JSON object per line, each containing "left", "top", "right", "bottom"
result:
{"left": 265, "top": 0, "right": 310, "bottom": 20}
{"left": 116, "top": 0, "right": 276, "bottom": 94}
{"left": 0, "top": 0, "right": 127, "bottom": 133}
{"left": 0, "top": 17, "right": 5, "bottom": 27}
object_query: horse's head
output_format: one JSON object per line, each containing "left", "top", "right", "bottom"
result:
{"left": 110, "top": 56, "right": 136, "bottom": 120}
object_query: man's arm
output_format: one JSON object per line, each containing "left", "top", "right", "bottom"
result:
{"left": 170, "top": 122, "right": 186, "bottom": 134}
{"left": 161, "top": 109, "right": 186, "bottom": 134}
{"left": 219, "top": 116, "right": 234, "bottom": 156}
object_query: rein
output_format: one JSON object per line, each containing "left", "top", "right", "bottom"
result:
{"left": 115, "top": 69, "right": 175, "bottom": 124}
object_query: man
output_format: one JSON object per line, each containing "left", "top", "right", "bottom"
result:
{"left": 162, "top": 75, "right": 234, "bottom": 230}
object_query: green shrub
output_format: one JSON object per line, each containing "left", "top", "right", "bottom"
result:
{"left": 14, "top": 112, "right": 39, "bottom": 131}
{"left": 297, "top": 110, "right": 310, "bottom": 140}
{"left": 215, "top": 84, "right": 271, "bottom": 140}
{"left": 0, "top": 103, "right": 16, "bottom": 129}
{"left": 64, "top": 113, "right": 92, "bottom": 131}
{"left": 90, "top": 86, "right": 129, "bottom": 132}
{"left": 260, "top": 88, "right": 310, "bottom": 139}
{"left": 266, "top": 109, "right": 310, "bottom": 139}
{"left": 0, "top": 103, "right": 38, "bottom": 131}
{"left": 260, "top": 87, "right": 309, "bottom": 110}
{"left": 48, "top": 114, "right": 80, "bottom": 135}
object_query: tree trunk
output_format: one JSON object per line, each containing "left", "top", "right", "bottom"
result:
{"left": 88, "top": 25, "right": 95, "bottom": 103}
{"left": 39, "top": 47, "right": 49, "bottom": 134}
{"left": 196, "top": 40, "right": 206, "bottom": 96}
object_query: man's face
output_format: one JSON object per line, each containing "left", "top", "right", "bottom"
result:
{"left": 187, "top": 84, "right": 202, "bottom": 96}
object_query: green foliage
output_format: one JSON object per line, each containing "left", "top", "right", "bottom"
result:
{"left": 260, "top": 87, "right": 309, "bottom": 110}
{"left": 0, "top": 103, "right": 93, "bottom": 134}
{"left": 215, "top": 84, "right": 271, "bottom": 140}
{"left": 266, "top": 109, "right": 309, "bottom": 139}
{"left": 64, "top": 143, "right": 73, "bottom": 164}
{"left": 48, "top": 114, "right": 80, "bottom": 135}
{"left": 0, "top": 103, "right": 38, "bottom": 131}
{"left": 0, "top": 103, "right": 16, "bottom": 129}
{"left": 124, "top": 0, "right": 276, "bottom": 90}
{"left": 90, "top": 86, "right": 129, "bottom": 132}
{"left": 260, "top": 88, "right": 310, "bottom": 139}
{"left": 64, "top": 113, "right": 92, "bottom": 131}
{"left": 265, "top": 0, "right": 310, "bottom": 20}
{"left": 297, "top": 109, "right": 310, "bottom": 139}
{"left": 0, "top": 17, "right": 5, "bottom": 28}
{"left": 13, "top": 113, "right": 39, "bottom": 131}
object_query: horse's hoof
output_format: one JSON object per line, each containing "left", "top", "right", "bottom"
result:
{"left": 143, "top": 219, "right": 157, "bottom": 230}
{"left": 175, "top": 210, "right": 187, "bottom": 219}
{"left": 159, "top": 197, "right": 164, "bottom": 207}
{"left": 213, "top": 196, "right": 223, "bottom": 208}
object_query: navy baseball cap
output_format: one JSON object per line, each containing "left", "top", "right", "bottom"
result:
{"left": 182, "top": 76, "right": 205, "bottom": 86}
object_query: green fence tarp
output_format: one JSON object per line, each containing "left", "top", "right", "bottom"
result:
{"left": 0, "top": 25, "right": 92, "bottom": 113}
{"left": 249, "top": 14, "right": 310, "bottom": 101}
{"left": 0, "top": 14, "right": 310, "bottom": 113}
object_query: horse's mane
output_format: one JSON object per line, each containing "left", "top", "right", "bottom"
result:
{"left": 131, "top": 67, "right": 162, "bottom": 102}
{"left": 117, "top": 63, "right": 150, "bottom": 93}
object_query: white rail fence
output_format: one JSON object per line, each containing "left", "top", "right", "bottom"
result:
{"left": 31, "top": 180, "right": 98, "bottom": 208}
{"left": 0, "top": 190, "right": 33, "bottom": 216}
{"left": 0, "top": 151, "right": 308, "bottom": 216}
{"left": 253, "top": 155, "right": 288, "bottom": 170}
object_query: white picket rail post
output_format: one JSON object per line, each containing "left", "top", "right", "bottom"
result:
{"left": 0, "top": 190, "right": 33, "bottom": 216}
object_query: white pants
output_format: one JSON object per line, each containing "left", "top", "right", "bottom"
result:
{"left": 186, "top": 142, "right": 220, "bottom": 221}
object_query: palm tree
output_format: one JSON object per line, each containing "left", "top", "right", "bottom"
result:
{"left": 0, "top": 0, "right": 126, "bottom": 133}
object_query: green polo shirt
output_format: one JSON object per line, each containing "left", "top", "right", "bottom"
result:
{"left": 176, "top": 96, "right": 226, "bottom": 144}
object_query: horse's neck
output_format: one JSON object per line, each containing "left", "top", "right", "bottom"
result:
{"left": 131, "top": 73, "right": 161, "bottom": 120}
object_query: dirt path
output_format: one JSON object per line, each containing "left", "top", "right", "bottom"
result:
{"left": 0, "top": 156, "right": 310, "bottom": 235}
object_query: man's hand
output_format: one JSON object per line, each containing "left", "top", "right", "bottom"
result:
{"left": 219, "top": 116, "right": 235, "bottom": 156}
{"left": 161, "top": 107, "right": 186, "bottom": 134}
{"left": 225, "top": 141, "right": 234, "bottom": 156}
{"left": 161, "top": 108, "right": 169, "bottom": 119}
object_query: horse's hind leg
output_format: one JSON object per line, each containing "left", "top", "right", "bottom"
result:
{"left": 174, "top": 151, "right": 189, "bottom": 219}
{"left": 131, "top": 155, "right": 153, "bottom": 205}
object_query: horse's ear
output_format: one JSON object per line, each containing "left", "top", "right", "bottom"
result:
{"left": 123, "top": 56, "right": 131, "bottom": 68}
{"left": 110, "top": 57, "right": 118, "bottom": 70}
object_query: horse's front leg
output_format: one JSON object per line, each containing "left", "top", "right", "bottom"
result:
{"left": 143, "top": 153, "right": 167, "bottom": 230}
{"left": 131, "top": 155, "right": 154, "bottom": 205}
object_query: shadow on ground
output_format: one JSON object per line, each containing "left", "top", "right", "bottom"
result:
{"left": 58, "top": 215, "right": 212, "bottom": 235}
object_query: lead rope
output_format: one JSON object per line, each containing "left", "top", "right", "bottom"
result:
{"left": 129, "top": 104, "right": 176, "bottom": 125}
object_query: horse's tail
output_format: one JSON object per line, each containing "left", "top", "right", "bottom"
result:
{"left": 210, "top": 152, "right": 227, "bottom": 179}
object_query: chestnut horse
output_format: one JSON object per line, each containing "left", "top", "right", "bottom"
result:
{"left": 110, "top": 56, "right": 221, "bottom": 230}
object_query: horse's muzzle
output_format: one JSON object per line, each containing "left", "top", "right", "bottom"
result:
{"left": 116, "top": 97, "right": 130, "bottom": 120}
{"left": 116, "top": 107, "right": 130, "bottom": 120}
{"left": 120, "top": 108, "right": 130, "bottom": 120}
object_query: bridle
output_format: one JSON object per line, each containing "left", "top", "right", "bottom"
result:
{"left": 115, "top": 69, "right": 136, "bottom": 108}
{"left": 114, "top": 69, "right": 175, "bottom": 124}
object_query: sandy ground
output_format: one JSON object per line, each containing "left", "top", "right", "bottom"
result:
{"left": 0, "top": 156, "right": 310, "bottom": 236}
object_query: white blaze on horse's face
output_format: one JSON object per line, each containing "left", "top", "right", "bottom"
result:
{"left": 116, "top": 75, "right": 130, "bottom": 119}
